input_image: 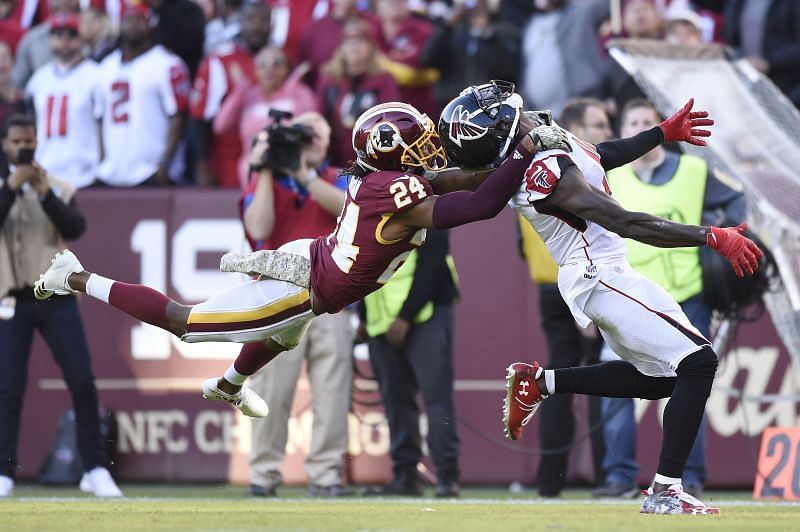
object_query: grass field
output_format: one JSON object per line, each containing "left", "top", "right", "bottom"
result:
{"left": 1, "top": 485, "right": 797, "bottom": 531}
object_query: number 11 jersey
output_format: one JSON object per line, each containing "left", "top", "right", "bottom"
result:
{"left": 310, "top": 171, "right": 433, "bottom": 313}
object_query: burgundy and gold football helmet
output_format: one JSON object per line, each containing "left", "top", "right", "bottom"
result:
{"left": 352, "top": 102, "right": 446, "bottom": 174}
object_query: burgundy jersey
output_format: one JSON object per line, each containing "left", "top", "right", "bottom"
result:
{"left": 310, "top": 170, "right": 433, "bottom": 313}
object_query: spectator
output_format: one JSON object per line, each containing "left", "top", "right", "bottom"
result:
{"left": 724, "top": 0, "right": 800, "bottom": 108}
{"left": 26, "top": 13, "right": 101, "bottom": 189}
{"left": 0, "top": 43, "right": 24, "bottom": 129}
{"left": 12, "top": 0, "right": 80, "bottom": 89}
{"left": 421, "top": 0, "right": 521, "bottom": 109}
{"left": 316, "top": 18, "right": 400, "bottom": 167}
{"left": 143, "top": 0, "right": 206, "bottom": 79}
{"left": 190, "top": 0, "right": 271, "bottom": 187}
{"left": 362, "top": 229, "right": 461, "bottom": 498}
{"left": 608, "top": 0, "right": 664, "bottom": 112}
{"left": 268, "top": 0, "right": 329, "bottom": 64}
{"left": 95, "top": 3, "right": 190, "bottom": 186}
{"left": 664, "top": 10, "right": 703, "bottom": 46}
{"left": 374, "top": 0, "right": 439, "bottom": 119}
{"left": 203, "top": 0, "right": 242, "bottom": 54}
{"left": 0, "top": 0, "right": 26, "bottom": 54}
{"left": 596, "top": 98, "right": 746, "bottom": 499}
{"left": 299, "top": 0, "right": 373, "bottom": 88}
{"left": 520, "top": 0, "right": 610, "bottom": 114}
{"left": 80, "top": 6, "right": 116, "bottom": 63}
{"left": 213, "top": 46, "right": 317, "bottom": 189}
{"left": 243, "top": 112, "right": 355, "bottom": 498}
{"left": 623, "top": 0, "right": 663, "bottom": 39}
{"left": 521, "top": 99, "right": 611, "bottom": 498}
{"left": 0, "top": 114, "right": 122, "bottom": 498}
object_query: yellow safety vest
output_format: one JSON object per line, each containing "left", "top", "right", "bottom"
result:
{"left": 519, "top": 215, "right": 559, "bottom": 284}
{"left": 364, "top": 250, "right": 458, "bottom": 337}
{"left": 606, "top": 154, "right": 707, "bottom": 303}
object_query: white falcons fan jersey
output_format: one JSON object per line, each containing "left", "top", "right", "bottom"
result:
{"left": 26, "top": 60, "right": 102, "bottom": 189}
{"left": 96, "top": 46, "right": 189, "bottom": 186}
{"left": 512, "top": 129, "right": 627, "bottom": 266}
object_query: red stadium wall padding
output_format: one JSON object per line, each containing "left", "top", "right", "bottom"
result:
{"left": 15, "top": 189, "right": 794, "bottom": 488}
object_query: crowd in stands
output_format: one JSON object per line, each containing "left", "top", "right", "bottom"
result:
{"left": 1, "top": 0, "right": 798, "bottom": 190}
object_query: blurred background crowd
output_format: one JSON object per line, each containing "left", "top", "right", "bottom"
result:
{"left": 1, "top": 0, "right": 798, "bottom": 189}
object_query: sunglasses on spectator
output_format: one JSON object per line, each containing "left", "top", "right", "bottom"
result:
{"left": 258, "top": 59, "right": 288, "bottom": 67}
{"left": 50, "top": 29, "right": 80, "bottom": 38}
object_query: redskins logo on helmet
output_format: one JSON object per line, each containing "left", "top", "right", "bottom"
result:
{"left": 353, "top": 102, "right": 446, "bottom": 173}
{"left": 369, "top": 122, "right": 401, "bottom": 153}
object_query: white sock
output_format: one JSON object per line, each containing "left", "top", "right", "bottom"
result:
{"left": 223, "top": 365, "right": 248, "bottom": 386}
{"left": 543, "top": 369, "right": 555, "bottom": 395}
{"left": 654, "top": 474, "right": 682, "bottom": 488}
{"left": 85, "top": 274, "right": 115, "bottom": 303}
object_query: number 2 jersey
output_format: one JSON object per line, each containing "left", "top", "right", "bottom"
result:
{"left": 310, "top": 171, "right": 432, "bottom": 313}
{"left": 512, "top": 130, "right": 627, "bottom": 266}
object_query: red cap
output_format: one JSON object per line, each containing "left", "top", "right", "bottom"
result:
{"left": 121, "top": 1, "right": 154, "bottom": 21}
{"left": 48, "top": 13, "right": 80, "bottom": 33}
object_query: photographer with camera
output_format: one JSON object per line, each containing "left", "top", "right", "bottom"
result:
{"left": 0, "top": 114, "right": 121, "bottom": 498}
{"left": 241, "top": 111, "right": 356, "bottom": 497}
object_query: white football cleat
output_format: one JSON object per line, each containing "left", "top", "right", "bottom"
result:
{"left": 640, "top": 484, "right": 720, "bottom": 515}
{"left": 0, "top": 475, "right": 13, "bottom": 497}
{"left": 33, "top": 250, "right": 84, "bottom": 300}
{"left": 202, "top": 378, "right": 269, "bottom": 418}
{"left": 80, "top": 467, "right": 123, "bottom": 498}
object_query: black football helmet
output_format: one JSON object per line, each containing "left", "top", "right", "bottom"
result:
{"left": 437, "top": 80, "right": 523, "bottom": 170}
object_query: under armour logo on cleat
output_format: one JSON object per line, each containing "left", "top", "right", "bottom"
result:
{"left": 519, "top": 381, "right": 529, "bottom": 396}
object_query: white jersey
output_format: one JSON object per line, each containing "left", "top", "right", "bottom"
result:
{"left": 26, "top": 60, "right": 102, "bottom": 189}
{"left": 96, "top": 46, "right": 190, "bottom": 186}
{"left": 512, "top": 130, "right": 627, "bottom": 266}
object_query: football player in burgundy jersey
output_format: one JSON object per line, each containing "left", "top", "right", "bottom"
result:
{"left": 438, "top": 82, "right": 762, "bottom": 515}
{"left": 33, "top": 96, "right": 558, "bottom": 419}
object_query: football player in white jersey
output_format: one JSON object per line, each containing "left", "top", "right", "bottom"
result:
{"left": 25, "top": 14, "right": 101, "bottom": 189}
{"left": 437, "top": 81, "right": 762, "bottom": 515}
{"left": 95, "top": 3, "right": 190, "bottom": 186}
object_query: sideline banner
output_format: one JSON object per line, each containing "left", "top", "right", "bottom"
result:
{"left": 17, "top": 189, "right": 796, "bottom": 487}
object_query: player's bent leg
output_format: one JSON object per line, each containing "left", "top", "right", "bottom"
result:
{"left": 550, "top": 360, "right": 676, "bottom": 399}
{"left": 192, "top": 277, "right": 315, "bottom": 417}
{"left": 201, "top": 341, "right": 283, "bottom": 418}
{"left": 503, "top": 360, "right": 676, "bottom": 441}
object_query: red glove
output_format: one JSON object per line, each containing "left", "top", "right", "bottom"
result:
{"left": 706, "top": 223, "right": 764, "bottom": 277}
{"left": 659, "top": 98, "right": 715, "bottom": 146}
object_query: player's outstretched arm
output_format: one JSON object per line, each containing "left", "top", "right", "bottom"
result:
{"left": 394, "top": 136, "right": 537, "bottom": 231}
{"left": 595, "top": 98, "right": 714, "bottom": 171}
{"left": 544, "top": 162, "right": 762, "bottom": 276}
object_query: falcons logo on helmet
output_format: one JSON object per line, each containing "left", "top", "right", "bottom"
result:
{"left": 448, "top": 105, "right": 488, "bottom": 147}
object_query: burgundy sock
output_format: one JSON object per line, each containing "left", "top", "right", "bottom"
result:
{"left": 108, "top": 282, "right": 173, "bottom": 331}
{"left": 233, "top": 342, "right": 280, "bottom": 376}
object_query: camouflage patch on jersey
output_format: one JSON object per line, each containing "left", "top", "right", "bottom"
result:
{"left": 220, "top": 250, "right": 311, "bottom": 288}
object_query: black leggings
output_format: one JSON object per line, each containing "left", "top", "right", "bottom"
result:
{"left": 553, "top": 346, "right": 718, "bottom": 479}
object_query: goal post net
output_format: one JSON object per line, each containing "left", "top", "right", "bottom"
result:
{"left": 608, "top": 39, "right": 800, "bottom": 369}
